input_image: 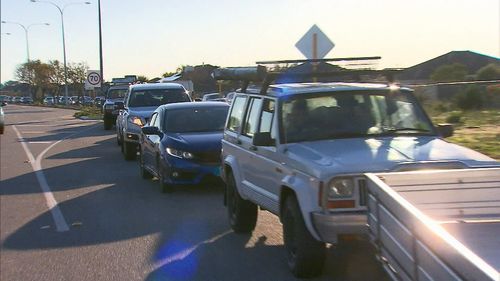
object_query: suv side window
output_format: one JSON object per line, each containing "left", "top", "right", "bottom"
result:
{"left": 227, "top": 95, "right": 247, "bottom": 132}
{"left": 243, "top": 97, "right": 263, "bottom": 137}
{"left": 258, "top": 99, "right": 276, "bottom": 140}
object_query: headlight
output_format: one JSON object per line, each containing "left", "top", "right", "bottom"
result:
{"left": 128, "top": 116, "right": 144, "bottom": 127}
{"left": 328, "top": 178, "right": 354, "bottom": 198}
{"left": 166, "top": 148, "right": 194, "bottom": 159}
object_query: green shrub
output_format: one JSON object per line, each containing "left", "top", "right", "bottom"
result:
{"left": 446, "top": 112, "right": 462, "bottom": 123}
{"left": 456, "top": 85, "right": 484, "bottom": 110}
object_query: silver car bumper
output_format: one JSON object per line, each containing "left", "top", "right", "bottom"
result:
{"left": 311, "top": 211, "right": 367, "bottom": 243}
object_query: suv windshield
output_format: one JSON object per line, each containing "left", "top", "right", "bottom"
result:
{"left": 129, "top": 89, "right": 190, "bottom": 107}
{"left": 281, "top": 90, "right": 435, "bottom": 143}
{"left": 164, "top": 106, "right": 228, "bottom": 133}
{"left": 107, "top": 88, "right": 127, "bottom": 99}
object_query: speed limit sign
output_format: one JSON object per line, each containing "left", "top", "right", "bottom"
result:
{"left": 85, "top": 70, "right": 101, "bottom": 89}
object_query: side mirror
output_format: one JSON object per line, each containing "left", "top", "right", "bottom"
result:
{"left": 141, "top": 126, "right": 162, "bottom": 136}
{"left": 437, "top": 123, "right": 454, "bottom": 138}
{"left": 252, "top": 132, "right": 274, "bottom": 146}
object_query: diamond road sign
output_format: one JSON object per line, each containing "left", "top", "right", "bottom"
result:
{"left": 295, "top": 24, "right": 334, "bottom": 59}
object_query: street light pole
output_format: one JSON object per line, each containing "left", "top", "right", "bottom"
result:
{"left": 31, "top": 0, "right": 91, "bottom": 105}
{"left": 1, "top": 21, "right": 50, "bottom": 62}
{"left": 98, "top": 0, "right": 103, "bottom": 86}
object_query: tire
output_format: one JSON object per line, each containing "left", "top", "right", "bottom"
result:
{"left": 226, "top": 172, "right": 257, "bottom": 233}
{"left": 282, "top": 195, "right": 326, "bottom": 278}
{"left": 123, "top": 141, "right": 136, "bottom": 161}
{"left": 139, "top": 152, "right": 152, "bottom": 179}
{"left": 103, "top": 118, "right": 112, "bottom": 130}
{"left": 158, "top": 165, "right": 173, "bottom": 193}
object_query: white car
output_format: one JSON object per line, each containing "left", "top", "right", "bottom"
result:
{"left": 219, "top": 67, "right": 498, "bottom": 278}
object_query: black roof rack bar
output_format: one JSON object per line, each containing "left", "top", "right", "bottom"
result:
{"left": 256, "top": 56, "right": 381, "bottom": 65}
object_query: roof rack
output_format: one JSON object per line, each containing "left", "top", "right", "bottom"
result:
{"left": 213, "top": 57, "right": 403, "bottom": 95}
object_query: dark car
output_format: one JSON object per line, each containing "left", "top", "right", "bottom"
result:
{"left": 117, "top": 83, "right": 192, "bottom": 160}
{"left": 21, "top": 97, "right": 33, "bottom": 104}
{"left": 139, "top": 102, "right": 229, "bottom": 193}
{"left": 102, "top": 85, "right": 129, "bottom": 130}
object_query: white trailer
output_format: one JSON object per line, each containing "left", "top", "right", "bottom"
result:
{"left": 365, "top": 168, "right": 500, "bottom": 281}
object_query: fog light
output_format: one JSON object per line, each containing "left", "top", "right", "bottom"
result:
{"left": 172, "top": 172, "right": 179, "bottom": 178}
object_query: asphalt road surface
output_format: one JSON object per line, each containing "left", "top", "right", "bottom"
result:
{"left": 1, "top": 105, "right": 389, "bottom": 281}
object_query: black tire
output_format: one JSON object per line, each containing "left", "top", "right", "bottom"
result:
{"left": 123, "top": 141, "right": 136, "bottom": 161}
{"left": 158, "top": 166, "right": 173, "bottom": 193}
{"left": 282, "top": 195, "right": 326, "bottom": 278}
{"left": 139, "top": 152, "right": 152, "bottom": 179}
{"left": 226, "top": 172, "right": 257, "bottom": 233}
{"left": 103, "top": 118, "right": 112, "bottom": 130}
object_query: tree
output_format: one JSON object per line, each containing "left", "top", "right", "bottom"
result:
{"left": 430, "top": 63, "right": 467, "bottom": 82}
{"left": 456, "top": 85, "right": 484, "bottom": 110}
{"left": 137, "top": 75, "right": 149, "bottom": 83}
{"left": 15, "top": 60, "right": 53, "bottom": 100}
{"left": 67, "top": 62, "right": 89, "bottom": 100}
{"left": 48, "top": 60, "right": 65, "bottom": 97}
{"left": 476, "top": 63, "right": 500, "bottom": 80}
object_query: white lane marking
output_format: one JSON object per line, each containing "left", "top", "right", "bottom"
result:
{"left": 153, "top": 230, "right": 232, "bottom": 270}
{"left": 27, "top": 141, "right": 54, "bottom": 144}
{"left": 12, "top": 125, "right": 69, "bottom": 232}
{"left": 20, "top": 131, "right": 47, "bottom": 134}
{"left": 12, "top": 122, "right": 101, "bottom": 232}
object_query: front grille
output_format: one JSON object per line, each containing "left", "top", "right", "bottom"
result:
{"left": 193, "top": 151, "right": 221, "bottom": 164}
{"left": 358, "top": 178, "right": 367, "bottom": 206}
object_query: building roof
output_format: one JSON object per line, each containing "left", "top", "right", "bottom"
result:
{"left": 398, "top": 50, "right": 500, "bottom": 81}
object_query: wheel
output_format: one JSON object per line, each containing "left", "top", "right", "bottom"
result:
{"left": 104, "top": 118, "right": 112, "bottom": 130}
{"left": 123, "top": 141, "right": 136, "bottom": 161}
{"left": 226, "top": 172, "right": 257, "bottom": 233}
{"left": 282, "top": 195, "right": 326, "bottom": 278}
{"left": 158, "top": 165, "right": 173, "bottom": 193}
{"left": 139, "top": 152, "right": 152, "bottom": 179}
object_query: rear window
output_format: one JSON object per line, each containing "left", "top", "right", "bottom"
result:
{"left": 107, "top": 88, "right": 127, "bottom": 99}
{"left": 164, "top": 106, "right": 229, "bottom": 133}
{"left": 128, "top": 89, "right": 190, "bottom": 107}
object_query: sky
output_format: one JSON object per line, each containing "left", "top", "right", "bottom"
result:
{"left": 1, "top": 0, "right": 499, "bottom": 83}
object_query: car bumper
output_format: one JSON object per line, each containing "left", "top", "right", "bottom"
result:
{"left": 311, "top": 211, "right": 367, "bottom": 243}
{"left": 162, "top": 157, "right": 222, "bottom": 185}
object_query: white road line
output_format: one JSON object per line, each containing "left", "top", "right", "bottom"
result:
{"left": 27, "top": 141, "right": 54, "bottom": 144}
{"left": 11, "top": 122, "right": 101, "bottom": 232}
{"left": 12, "top": 125, "right": 70, "bottom": 232}
{"left": 20, "top": 131, "right": 47, "bottom": 134}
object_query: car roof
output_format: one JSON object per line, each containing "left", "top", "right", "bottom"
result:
{"left": 245, "top": 82, "right": 411, "bottom": 97}
{"left": 129, "top": 83, "right": 185, "bottom": 91}
{"left": 158, "top": 101, "right": 229, "bottom": 111}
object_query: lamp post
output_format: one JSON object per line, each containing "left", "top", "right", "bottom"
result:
{"left": 31, "top": 0, "right": 91, "bottom": 105}
{"left": 1, "top": 21, "right": 50, "bottom": 62}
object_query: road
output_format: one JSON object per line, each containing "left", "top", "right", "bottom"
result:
{"left": 0, "top": 105, "right": 389, "bottom": 281}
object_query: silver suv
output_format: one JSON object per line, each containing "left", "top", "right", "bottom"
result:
{"left": 219, "top": 67, "right": 498, "bottom": 278}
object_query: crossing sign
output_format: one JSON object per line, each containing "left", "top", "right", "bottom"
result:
{"left": 85, "top": 70, "right": 101, "bottom": 90}
{"left": 295, "top": 24, "right": 334, "bottom": 59}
